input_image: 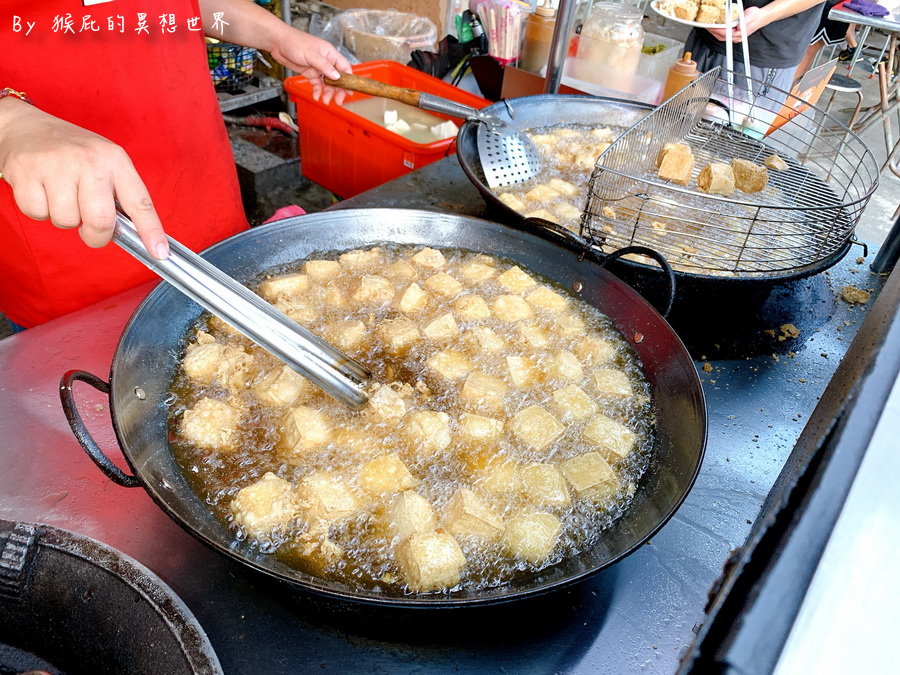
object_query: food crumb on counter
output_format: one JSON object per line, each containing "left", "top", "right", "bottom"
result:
{"left": 777, "top": 323, "right": 800, "bottom": 341}
{"left": 856, "top": 256, "right": 865, "bottom": 265}
{"left": 841, "top": 285, "right": 870, "bottom": 304}
{"left": 702, "top": 362, "right": 713, "bottom": 373}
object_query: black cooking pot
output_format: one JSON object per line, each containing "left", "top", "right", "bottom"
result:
{"left": 60, "top": 209, "right": 706, "bottom": 607}
{"left": 455, "top": 95, "right": 855, "bottom": 311}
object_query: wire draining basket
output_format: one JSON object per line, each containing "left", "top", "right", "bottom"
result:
{"left": 581, "top": 68, "right": 879, "bottom": 278}
{"left": 207, "top": 41, "right": 258, "bottom": 93}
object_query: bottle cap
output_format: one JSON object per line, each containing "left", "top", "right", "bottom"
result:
{"left": 536, "top": 1, "right": 556, "bottom": 17}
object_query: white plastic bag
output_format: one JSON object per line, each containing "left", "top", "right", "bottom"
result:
{"left": 337, "top": 9, "right": 438, "bottom": 63}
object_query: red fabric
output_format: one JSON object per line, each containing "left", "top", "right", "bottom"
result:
{"left": 0, "top": 0, "right": 248, "bottom": 326}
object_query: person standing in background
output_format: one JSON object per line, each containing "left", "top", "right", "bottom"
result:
{"left": 0, "top": 0, "right": 350, "bottom": 328}
{"left": 684, "top": 0, "right": 827, "bottom": 104}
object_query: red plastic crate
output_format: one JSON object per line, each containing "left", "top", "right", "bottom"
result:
{"left": 285, "top": 61, "right": 490, "bottom": 198}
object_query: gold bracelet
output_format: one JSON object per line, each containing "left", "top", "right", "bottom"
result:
{"left": 0, "top": 88, "right": 32, "bottom": 105}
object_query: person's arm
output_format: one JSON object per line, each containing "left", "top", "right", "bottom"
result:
{"left": 707, "top": 0, "right": 826, "bottom": 42}
{"left": 198, "top": 0, "right": 352, "bottom": 104}
{"left": 0, "top": 96, "right": 168, "bottom": 258}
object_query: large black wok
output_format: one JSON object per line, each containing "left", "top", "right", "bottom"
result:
{"left": 61, "top": 209, "right": 706, "bottom": 607}
{"left": 455, "top": 95, "right": 854, "bottom": 309}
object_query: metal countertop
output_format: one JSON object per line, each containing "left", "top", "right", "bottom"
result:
{"left": 0, "top": 158, "right": 888, "bottom": 674}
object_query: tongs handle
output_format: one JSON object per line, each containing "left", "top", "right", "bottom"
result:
{"left": 113, "top": 212, "right": 371, "bottom": 410}
{"left": 324, "top": 72, "right": 486, "bottom": 127}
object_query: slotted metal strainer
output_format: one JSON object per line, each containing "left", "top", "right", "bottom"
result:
{"left": 325, "top": 73, "right": 540, "bottom": 188}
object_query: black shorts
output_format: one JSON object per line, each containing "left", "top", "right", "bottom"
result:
{"left": 811, "top": 0, "right": 848, "bottom": 46}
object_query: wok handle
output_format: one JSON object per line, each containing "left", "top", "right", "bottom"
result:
{"left": 522, "top": 217, "right": 676, "bottom": 318}
{"left": 324, "top": 73, "right": 421, "bottom": 107}
{"left": 600, "top": 246, "right": 676, "bottom": 319}
{"left": 59, "top": 370, "right": 140, "bottom": 488}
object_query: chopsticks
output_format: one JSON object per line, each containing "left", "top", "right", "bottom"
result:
{"left": 469, "top": 0, "right": 531, "bottom": 65}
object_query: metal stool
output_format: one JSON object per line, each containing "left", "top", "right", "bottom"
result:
{"left": 822, "top": 73, "right": 864, "bottom": 132}
{"left": 802, "top": 73, "right": 864, "bottom": 164}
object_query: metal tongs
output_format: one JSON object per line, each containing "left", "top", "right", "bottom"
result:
{"left": 113, "top": 211, "right": 371, "bottom": 410}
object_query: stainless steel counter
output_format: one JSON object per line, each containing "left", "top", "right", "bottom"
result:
{"left": 0, "top": 158, "right": 888, "bottom": 673}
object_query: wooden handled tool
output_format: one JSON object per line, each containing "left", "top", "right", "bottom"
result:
{"left": 324, "top": 73, "right": 422, "bottom": 107}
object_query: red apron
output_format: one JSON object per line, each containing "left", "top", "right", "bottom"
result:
{"left": 0, "top": 0, "right": 248, "bottom": 326}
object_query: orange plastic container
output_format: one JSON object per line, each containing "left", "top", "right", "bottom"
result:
{"left": 285, "top": 61, "right": 490, "bottom": 198}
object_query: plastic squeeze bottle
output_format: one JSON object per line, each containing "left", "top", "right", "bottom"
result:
{"left": 662, "top": 51, "right": 700, "bottom": 100}
{"left": 518, "top": 2, "right": 557, "bottom": 74}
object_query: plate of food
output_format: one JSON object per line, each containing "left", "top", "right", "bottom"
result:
{"left": 650, "top": 0, "right": 740, "bottom": 28}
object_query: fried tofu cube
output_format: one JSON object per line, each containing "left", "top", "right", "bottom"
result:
{"left": 583, "top": 414, "right": 636, "bottom": 460}
{"left": 282, "top": 406, "right": 332, "bottom": 452}
{"left": 459, "top": 261, "right": 496, "bottom": 284}
{"left": 492, "top": 295, "right": 534, "bottom": 321}
{"left": 424, "top": 272, "right": 463, "bottom": 298}
{"left": 254, "top": 365, "right": 313, "bottom": 407}
{"left": 471, "top": 327, "right": 506, "bottom": 353}
{"left": 517, "top": 323, "right": 550, "bottom": 348}
{"left": 297, "top": 471, "right": 359, "bottom": 522}
{"left": 506, "top": 355, "right": 537, "bottom": 388}
{"left": 423, "top": 313, "right": 459, "bottom": 340}
{"left": 404, "top": 410, "right": 452, "bottom": 454}
{"left": 573, "top": 148, "right": 600, "bottom": 170}
{"left": 497, "top": 266, "right": 537, "bottom": 293}
{"left": 498, "top": 192, "right": 527, "bottom": 212}
{"left": 277, "top": 298, "right": 320, "bottom": 325}
{"left": 386, "top": 491, "right": 437, "bottom": 540}
{"left": 525, "top": 286, "right": 569, "bottom": 312}
{"left": 548, "top": 178, "right": 579, "bottom": 196}
{"left": 324, "top": 319, "right": 367, "bottom": 351}
{"left": 731, "top": 158, "right": 769, "bottom": 193}
{"left": 379, "top": 317, "right": 421, "bottom": 353}
{"left": 520, "top": 464, "right": 571, "bottom": 507}
{"left": 554, "top": 203, "right": 583, "bottom": 224}
{"left": 459, "top": 413, "right": 503, "bottom": 442}
{"left": 697, "top": 162, "right": 735, "bottom": 196}
{"left": 573, "top": 337, "right": 616, "bottom": 364}
{"left": 385, "top": 259, "right": 418, "bottom": 281}
{"left": 764, "top": 154, "right": 789, "bottom": 171}
{"left": 695, "top": 4, "right": 719, "bottom": 22}
{"left": 352, "top": 274, "right": 395, "bottom": 305}
{"left": 322, "top": 285, "right": 347, "bottom": 308}
{"left": 411, "top": 247, "right": 446, "bottom": 269}
{"left": 180, "top": 398, "right": 239, "bottom": 450}
{"left": 655, "top": 142, "right": 690, "bottom": 167}
{"left": 368, "top": 384, "right": 408, "bottom": 420}
{"left": 444, "top": 488, "right": 504, "bottom": 540}
{"left": 396, "top": 531, "right": 466, "bottom": 592}
{"left": 304, "top": 260, "right": 341, "bottom": 282}
{"left": 230, "top": 472, "right": 298, "bottom": 538}
{"left": 338, "top": 247, "right": 385, "bottom": 272}
{"left": 359, "top": 453, "right": 417, "bottom": 494}
{"left": 658, "top": 145, "right": 695, "bottom": 185}
{"left": 427, "top": 350, "right": 473, "bottom": 380}
{"left": 258, "top": 273, "right": 309, "bottom": 301}
{"left": 182, "top": 342, "right": 252, "bottom": 391}
{"left": 593, "top": 368, "right": 634, "bottom": 398}
{"left": 591, "top": 127, "right": 615, "bottom": 141}
{"left": 524, "top": 208, "right": 559, "bottom": 223}
{"left": 503, "top": 511, "right": 561, "bottom": 563}
{"left": 182, "top": 341, "right": 227, "bottom": 382}
{"left": 461, "top": 372, "right": 508, "bottom": 409}
{"left": 548, "top": 350, "right": 584, "bottom": 381}
{"left": 551, "top": 384, "right": 598, "bottom": 421}
{"left": 453, "top": 294, "right": 492, "bottom": 320}
{"left": 473, "top": 454, "right": 521, "bottom": 494}
{"left": 397, "top": 282, "right": 430, "bottom": 313}
{"left": 559, "top": 451, "right": 618, "bottom": 494}
{"left": 554, "top": 312, "right": 586, "bottom": 336}
{"left": 525, "top": 183, "right": 561, "bottom": 203}
{"left": 510, "top": 405, "right": 566, "bottom": 450}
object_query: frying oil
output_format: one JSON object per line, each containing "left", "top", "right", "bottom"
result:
{"left": 168, "top": 246, "right": 654, "bottom": 594}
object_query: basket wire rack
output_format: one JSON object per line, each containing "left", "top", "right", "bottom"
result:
{"left": 580, "top": 68, "right": 879, "bottom": 278}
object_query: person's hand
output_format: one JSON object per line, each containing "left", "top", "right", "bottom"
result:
{"left": 268, "top": 28, "right": 353, "bottom": 105}
{"left": 706, "top": 6, "right": 770, "bottom": 42}
{"left": 0, "top": 99, "right": 169, "bottom": 258}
